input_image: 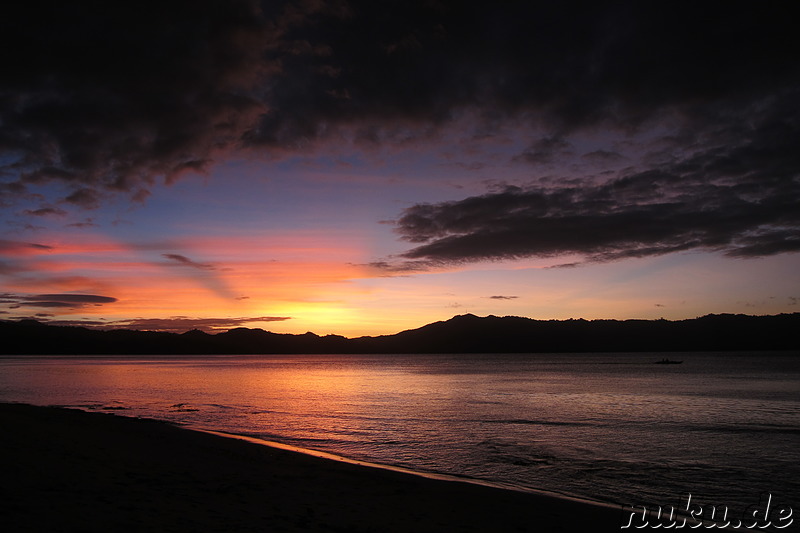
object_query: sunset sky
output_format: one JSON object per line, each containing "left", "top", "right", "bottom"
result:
{"left": 1, "top": 1, "right": 798, "bottom": 337}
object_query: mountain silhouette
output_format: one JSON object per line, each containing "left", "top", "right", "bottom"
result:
{"left": 1, "top": 313, "right": 798, "bottom": 355}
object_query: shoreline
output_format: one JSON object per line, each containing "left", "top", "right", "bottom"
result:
{"left": 1, "top": 402, "right": 626, "bottom": 532}
{"left": 195, "top": 427, "right": 622, "bottom": 512}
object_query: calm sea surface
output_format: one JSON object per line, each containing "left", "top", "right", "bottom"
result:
{"left": 1, "top": 352, "right": 798, "bottom": 517}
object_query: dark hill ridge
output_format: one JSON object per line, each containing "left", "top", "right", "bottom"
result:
{"left": 1, "top": 313, "right": 798, "bottom": 355}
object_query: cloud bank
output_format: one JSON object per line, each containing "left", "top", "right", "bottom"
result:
{"left": 4, "top": 2, "right": 798, "bottom": 193}
{"left": 394, "top": 145, "right": 800, "bottom": 266}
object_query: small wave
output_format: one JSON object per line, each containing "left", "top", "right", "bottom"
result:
{"left": 498, "top": 456, "right": 554, "bottom": 467}
{"left": 482, "top": 418, "right": 595, "bottom": 427}
{"left": 76, "top": 401, "right": 130, "bottom": 411}
{"left": 74, "top": 403, "right": 105, "bottom": 410}
{"left": 205, "top": 403, "right": 234, "bottom": 409}
{"left": 687, "top": 423, "right": 800, "bottom": 435}
{"left": 168, "top": 403, "right": 200, "bottom": 412}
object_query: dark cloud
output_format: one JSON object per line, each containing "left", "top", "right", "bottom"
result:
{"left": 364, "top": 260, "right": 435, "bottom": 275}
{"left": 162, "top": 253, "right": 215, "bottom": 270}
{"left": 29, "top": 294, "right": 117, "bottom": 304}
{"left": 64, "top": 189, "right": 102, "bottom": 209}
{"left": 391, "top": 122, "right": 800, "bottom": 265}
{"left": 1, "top": 0, "right": 272, "bottom": 206}
{"left": 248, "top": 2, "right": 800, "bottom": 145}
{"left": 23, "top": 207, "right": 67, "bottom": 217}
{"left": 109, "top": 315, "right": 291, "bottom": 333}
{"left": 17, "top": 301, "right": 78, "bottom": 308}
{"left": 486, "top": 295, "right": 518, "bottom": 300}
{"left": 3, "top": 1, "right": 798, "bottom": 213}
{"left": 513, "top": 137, "right": 572, "bottom": 166}
{"left": 2, "top": 315, "right": 292, "bottom": 333}
{"left": 66, "top": 219, "right": 98, "bottom": 229}
{"left": 581, "top": 150, "right": 625, "bottom": 164}
{"left": 0, "top": 292, "right": 118, "bottom": 309}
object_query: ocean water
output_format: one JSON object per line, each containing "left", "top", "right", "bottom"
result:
{"left": 1, "top": 352, "right": 798, "bottom": 522}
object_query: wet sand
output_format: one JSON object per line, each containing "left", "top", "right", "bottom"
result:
{"left": 0, "top": 403, "right": 625, "bottom": 532}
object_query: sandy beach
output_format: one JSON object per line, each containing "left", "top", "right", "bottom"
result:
{"left": 1, "top": 403, "right": 626, "bottom": 532}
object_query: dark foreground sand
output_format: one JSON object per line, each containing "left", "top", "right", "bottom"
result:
{"left": 0, "top": 403, "right": 625, "bottom": 532}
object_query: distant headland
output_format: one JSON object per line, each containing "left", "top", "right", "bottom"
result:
{"left": 2, "top": 313, "right": 799, "bottom": 355}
